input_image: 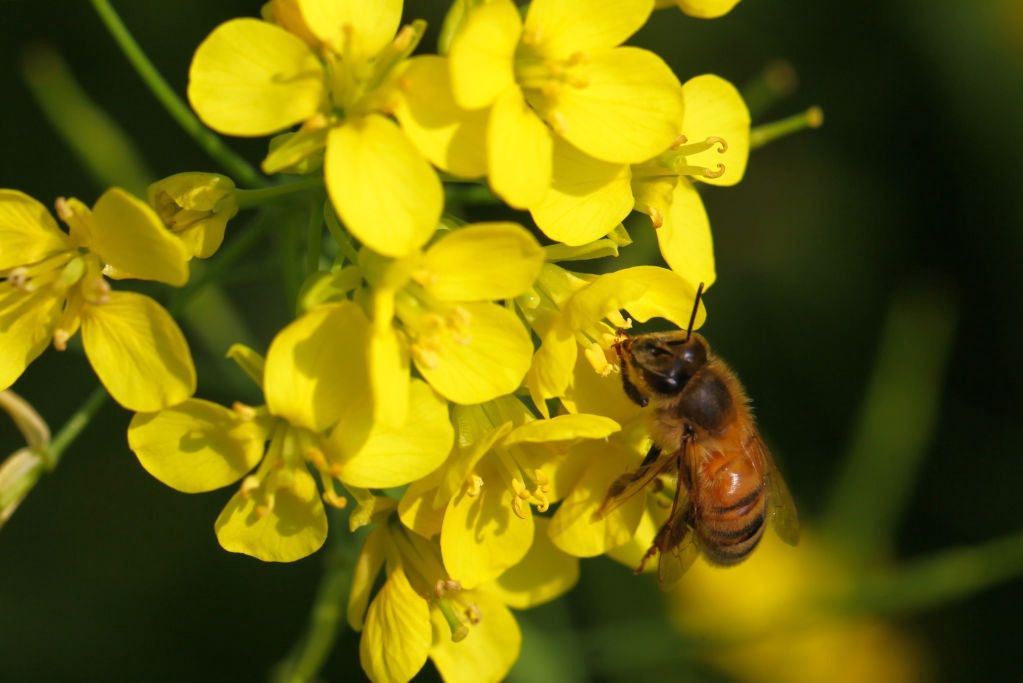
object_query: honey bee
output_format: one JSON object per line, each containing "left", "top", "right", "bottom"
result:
{"left": 596, "top": 284, "right": 799, "bottom": 586}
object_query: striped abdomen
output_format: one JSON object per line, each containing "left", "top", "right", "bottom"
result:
{"left": 695, "top": 448, "right": 766, "bottom": 566}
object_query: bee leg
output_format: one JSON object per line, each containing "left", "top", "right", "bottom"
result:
{"left": 635, "top": 543, "right": 659, "bottom": 574}
{"left": 639, "top": 444, "right": 662, "bottom": 469}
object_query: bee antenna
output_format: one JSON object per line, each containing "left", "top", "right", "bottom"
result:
{"left": 684, "top": 282, "right": 705, "bottom": 342}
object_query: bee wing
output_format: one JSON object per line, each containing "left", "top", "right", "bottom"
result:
{"left": 594, "top": 447, "right": 677, "bottom": 520}
{"left": 749, "top": 431, "right": 800, "bottom": 545}
{"left": 658, "top": 532, "right": 699, "bottom": 589}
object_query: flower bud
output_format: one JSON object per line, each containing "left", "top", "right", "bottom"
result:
{"left": 0, "top": 391, "right": 50, "bottom": 530}
{"left": 148, "top": 172, "right": 238, "bottom": 259}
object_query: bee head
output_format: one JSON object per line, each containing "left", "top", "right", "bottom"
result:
{"left": 628, "top": 333, "right": 709, "bottom": 397}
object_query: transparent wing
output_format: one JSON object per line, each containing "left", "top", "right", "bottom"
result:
{"left": 657, "top": 523, "right": 699, "bottom": 588}
{"left": 749, "top": 431, "right": 799, "bottom": 545}
{"left": 594, "top": 445, "right": 677, "bottom": 520}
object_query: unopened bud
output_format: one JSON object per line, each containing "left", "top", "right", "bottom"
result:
{"left": 148, "top": 173, "right": 238, "bottom": 259}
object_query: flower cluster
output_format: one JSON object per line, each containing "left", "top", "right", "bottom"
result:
{"left": 0, "top": 1, "right": 787, "bottom": 681}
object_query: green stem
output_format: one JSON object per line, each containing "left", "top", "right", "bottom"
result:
{"left": 236, "top": 177, "right": 325, "bottom": 210}
{"left": 824, "top": 285, "right": 958, "bottom": 562}
{"left": 749, "top": 106, "right": 824, "bottom": 150}
{"left": 836, "top": 528, "right": 1023, "bottom": 617}
{"left": 273, "top": 509, "right": 358, "bottom": 683}
{"left": 89, "top": 0, "right": 266, "bottom": 188}
{"left": 46, "top": 386, "right": 109, "bottom": 469}
{"left": 324, "top": 206, "right": 360, "bottom": 265}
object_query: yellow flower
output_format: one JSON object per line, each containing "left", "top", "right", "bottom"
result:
{"left": 448, "top": 0, "right": 685, "bottom": 208}
{"left": 667, "top": 532, "right": 927, "bottom": 683}
{"left": 349, "top": 513, "right": 579, "bottom": 683}
{"left": 518, "top": 264, "right": 706, "bottom": 413}
{"left": 397, "top": 394, "right": 619, "bottom": 588}
{"left": 127, "top": 302, "right": 454, "bottom": 562}
{"left": 532, "top": 74, "right": 750, "bottom": 283}
{"left": 0, "top": 188, "right": 194, "bottom": 411}
{"left": 187, "top": 1, "right": 442, "bottom": 257}
{"left": 148, "top": 172, "right": 238, "bottom": 259}
{"left": 359, "top": 222, "right": 544, "bottom": 427}
{"left": 655, "top": 0, "right": 742, "bottom": 19}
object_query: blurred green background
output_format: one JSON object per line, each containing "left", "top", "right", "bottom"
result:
{"left": 2, "top": 1, "right": 1022, "bottom": 681}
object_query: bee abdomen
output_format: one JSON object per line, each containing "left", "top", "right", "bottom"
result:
{"left": 699, "top": 488, "right": 767, "bottom": 566}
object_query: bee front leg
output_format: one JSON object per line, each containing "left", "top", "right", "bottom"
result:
{"left": 620, "top": 369, "right": 649, "bottom": 407}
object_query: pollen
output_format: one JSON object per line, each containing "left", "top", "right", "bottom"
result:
{"left": 465, "top": 474, "right": 484, "bottom": 498}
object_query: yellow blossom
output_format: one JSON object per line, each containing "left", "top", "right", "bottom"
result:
{"left": 655, "top": 0, "right": 742, "bottom": 19}
{"left": 448, "top": 0, "right": 685, "bottom": 208}
{"left": 532, "top": 74, "right": 750, "bottom": 282}
{"left": 148, "top": 172, "right": 238, "bottom": 258}
{"left": 349, "top": 512, "right": 578, "bottom": 683}
{"left": 397, "top": 394, "right": 619, "bottom": 588}
{"left": 358, "top": 222, "right": 544, "bottom": 427}
{"left": 187, "top": 0, "right": 442, "bottom": 257}
{"left": 127, "top": 302, "right": 454, "bottom": 562}
{"left": 667, "top": 532, "right": 927, "bottom": 683}
{"left": 0, "top": 188, "right": 194, "bottom": 411}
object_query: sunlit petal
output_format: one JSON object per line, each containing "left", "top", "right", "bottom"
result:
{"left": 81, "top": 292, "right": 196, "bottom": 412}
{"left": 681, "top": 74, "right": 750, "bottom": 186}
{"left": 188, "top": 18, "right": 325, "bottom": 136}
{"left": 430, "top": 591, "right": 521, "bottom": 683}
{"left": 655, "top": 180, "right": 716, "bottom": 286}
{"left": 487, "top": 87, "right": 552, "bottom": 209}
{"left": 360, "top": 567, "right": 432, "bottom": 683}
{"left": 0, "top": 285, "right": 61, "bottom": 391}
{"left": 486, "top": 517, "right": 580, "bottom": 608}
{"left": 0, "top": 190, "right": 70, "bottom": 271}
{"left": 525, "top": 0, "right": 653, "bottom": 55}
{"left": 448, "top": 0, "right": 521, "bottom": 109}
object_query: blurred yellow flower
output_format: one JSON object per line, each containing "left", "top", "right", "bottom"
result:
{"left": 148, "top": 172, "right": 238, "bottom": 259}
{"left": 0, "top": 188, "right": 194, "bottom": 411}
{"left": 128, "top": 302, "right": 454, "bottom": 562}
{"left": 668, "top": 532, "right": 927, "bottom": 683}
{"left": 655, "top": 0, "right": 742, "bottom": 19}
{"left": 349, "top": 513, "right": 578, "bottom": 683}
{"left": 448, "top": 0, "right": 684, "bottom": 208}
{"left": 187, "top": 0, "right": 442, "bottom": 257}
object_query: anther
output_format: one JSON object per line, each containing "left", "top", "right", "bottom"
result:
{"left": 706, "top": 136, "right": 728, "bottom": 153}
{"left": 54, "top": 197, "right": 72, "bottom": 222}
{"left": 548, "top": 110, "right": 569, "bottom": 134}
{"left": 322, "top": 489, "right": 348, "bottom": 509}
{"left": 702, "top": 163, "right": 726, "bottom": 179}
{"left": 52, "top": 329, "right": 70, "bottom": 352}
{"left": 232, "top": 402, "right": 258, "bottom": 420}
{"left": 465, "top": 603, "right": 483, "bottom": 625}
{"left": 7, "top": 268, "right": 29, "bottom": 290}
{"left": 465, "top": 474, "right": 484, "bottom": 497}
{"left": 240, "top": 475, "right": 260, "bottom": 498}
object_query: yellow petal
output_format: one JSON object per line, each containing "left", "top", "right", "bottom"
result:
{"left": 435, "top": 416, "right": 514, "bottom": 507}
{"left": 675, "top": 0, "right": 742, "bottom": 19}
{"left": 147, "top": 172, "right": 238, "bottom": 259}
{"left": 188, "top": 18, "right": 325, "bottom": 136}
{"left": 548, "top": 440, "right": 646, "bottom": 556}
{"left": 488, "top": 87, "right": 553, "bottom": 209}
{"left": 81, "top": 292, "right": 196, "bottom": 412}
{"left": 429, "top": 591, "right": 521, "bottom": 683}
{"left": 486, "top": 517, "right": 580, "bottom": 608}
{"left": 414, "top": 302, "right": 532, "bottom": 405}
{"left": 531, "top": 138, "right": 632, "bottom": 245}
{"left": 564, "top": 265, "right": 705, "bottom": 332}
{"left": 448, "top": 0, "right": 521, "bottom": 109}
{"left": 419, "top": 223, "right": 544, "bottom": 301}
{"left": 525, "top": 320, "right": 577, "bottom": 412}
{"left": 397, "top": 468, "right": 446, "bottom": 538}
{"left": 0, "top": 189, "right": 70, "bottom": 271}
{"left": 89, "top": 188, "right": 190, "bottom": 286}
{"left": 0, "top": 285, "right": 61, "bottom": 390}
{"left": 264, "top": 302, "right": 368, "bottom": 432}
{"left": 681, "top": 74, "right": 750, "bottom": 186}
{"left": 128, "top": 399, "right": 266, "bottom": 493}
{"left": 631, "top": 175, "right": 677, "bottom": 228}
{"left": 292, "top": 0, "right": 401, "bottom": 59}
{"left": 655, "top": 180, "right": 716, "bottom": 286}
{"left": 606, "top": 499, "right": 660, "bottom": 571}
{"left": 331, "top": 380, "right": 453, "bottom": 488}
{"left": 442, "top": 458, "right": 534, "bottom": 588}
{"left": 326, "top": 115, "right": 442, "bottom": 258}
{"left": 369, "top": 313, "right": 410, "bottom": 429}
{"left": 360, "top": 567, "right": 432, "bottom": 683}
{"left": 525, "top": 0, "right": 653, "bottom": 54}
{"left": 561, "top": 352, "right": 641, "bottom": 426}
{"left": 214, "top": 466, "right": 327, "bottom": 562}
{"left": 544, "top": 47, "right": 683, "bottom": 163}
{"left": 394, "top": 56, "right": 487, "bottom": 178}
{"left": 501, "top": 413, "right": 620, "bottom": 447}
{"left": 349, "top": 525, "right": 388, "bottom": 630}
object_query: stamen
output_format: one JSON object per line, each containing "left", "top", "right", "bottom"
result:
{"left": 437, "top": 599, "right": 469, "bottom": 642}
{"left": 434, "top": 578, "right": 462, "bottom": 598}
{"left": 673, "top": 162, "right": 726, "bottom": 180}
{"left": 465, "top": 474, "right": 484, "bottom": 498}
{"left": 52, "top": 329, "right": 70, "bottom": 352}
{"left": 7, "top": 268, "right": 29, "bottom": 291}
{"left": 240, "top": 475, "right": 260, "bottom": 498}
{"left": 465, "top": 603, "right": 483, "bottom": 625}
{"left": 54, "top": 197, "right": 73, "bottom": 222}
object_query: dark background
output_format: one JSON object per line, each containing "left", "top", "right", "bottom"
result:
{"left": 1, "top": 1, "right": 1022, "bottom": 681}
